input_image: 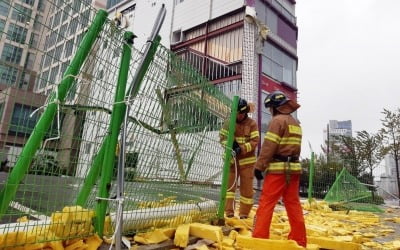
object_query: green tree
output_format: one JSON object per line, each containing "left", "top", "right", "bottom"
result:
{"left": 379, "top": 108, "right": 400, "bottom": 199}
{"left": 330, "top": 134, "right": 362, "bottom": 177}
{"left": 356, "top": 130, "right": 386, "bottom": 185}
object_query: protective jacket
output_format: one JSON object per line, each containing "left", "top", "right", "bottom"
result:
{"left": 255, "top": 113, "right": 302, "bottom": 174}
{"left": 220, "top": 116, "right": 259, "bottom": 166}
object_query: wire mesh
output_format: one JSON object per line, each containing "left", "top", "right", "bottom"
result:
{"left": 0, "top": 0, "right": 232, "bottom": 247}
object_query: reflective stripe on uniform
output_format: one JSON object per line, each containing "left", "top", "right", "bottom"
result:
{"left": 265, "top": 132, "right": 281, "bottom": 143}
{"left": 288, "top": 125, "right": 302, "bottom": 135}
{"left": 220, "top": 129, "right": 228, "bottom": 136}
{"left": 226, "top": 192, "right": 235, "bottom": 199}
{"left": 238, "top": 156, "right": 256, "bottom": 165}
{"left": 265, "top": 132, "right": 301, "bottom": 145}
{"left": 280, "top": 137, "right": 301, "bottom": 145}
{"left": 236, "top": 137, "right": 246, "bottom": 144}
{"left": 268, "top": 162, "right": 302, "bottom": 171}
{"left": 240, "top": 196, "right": 253, "bottom": 205}
{"left": 250, "top": 131, "right": 259, "bottom": 139}
{"left": 244, "top": 142, "right": 252, "bottom": 152}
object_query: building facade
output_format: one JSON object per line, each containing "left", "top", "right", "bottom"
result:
{"left": 107, "top": 0, "right": 299, "bottom": 134}
{"left": 0, "top": 0, "right": 50, "bottom": 167}
{"left": 170, "top": 0, "right": 298, "bottom": 134}
{"left": 375, "top": 154, "right": 399, "bottom": 199}
{"left": 323, "top": 120, "right": 352, "bottom": 144}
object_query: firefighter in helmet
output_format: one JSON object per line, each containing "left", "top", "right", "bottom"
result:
{"left": 219, "top": 98, "right": 259, "bottom": 219}
{"left": 252, "top": 91, "right": 306, "bottom": 247}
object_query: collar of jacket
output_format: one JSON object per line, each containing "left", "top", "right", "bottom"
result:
{"left": 236, "top": 114, "right": 248, "bottom": 123}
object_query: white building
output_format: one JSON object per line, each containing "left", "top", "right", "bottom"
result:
{"left": 374, "top": 154, "right": 399, "bottom": 199}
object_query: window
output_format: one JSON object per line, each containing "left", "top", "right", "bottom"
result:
{"left": 19, "top": 71, "right": 30, "bottom": 89}
{"left": 81, "top": 9, "right": 90, "bottom": 29}
{"left": 260, "top": 92, "right": 272, "bottom": 133}
{"left": 38, "top": 69, "right": 49, "bottom": 89}
{"left": 0, "top": 64, "right": 18, "bottom": 85}
{"left": 0, "top": 0, "right": 10, "bottom": 17}
{"left": 261, "top": 4, "right": 297, "bottom": 47}
{"left": 11, "top": 4, "right": 32, "bottom": 23}
{"left": 262, "top": 42, "right": 296, "bottom": 86}
{"left": 68, "top": 17, "right": 78, "bottom": 36}
{"left": 33, "top": 15, "right": 42, "bottom": 31}
{"left": 0, "top": 19, "right": 5, "bottom": 33}
{"left": 64, "top": 38, "right": 74, "bottom": 58}
{"left": 1, "top": 43, "right": 23, "bottom": 64}
{"left": 22, "top": 0, "right": 35, "bottom": 6}
{"left": 55, "top": 45, "right": 63, "bottom": 60}
{"left": 24, "top": 52, "right": 35, "bottom": 70}
{"left": 60, "top": 60, "right": 69, "bottom": 77}
{"left": 73, "top": 0, "right": 81, "bottom": 12}
{"left": 62, "top": 5, "right": 70, "bottom": 22}
{"left": 37, "top": 0, "right": 45, "bottom": 11}
{"left": 9, "top": 103, "right": 39, "bottom": 136}
{"left": 29, "top": 32, "right": 38, "bottom": 48}
{"left": 58, "top": 24, "right": 67, "bottom": 43}
{"left": 43, "top": 49, "right": 54, "bottom": 67}
{"left": 53, "top": 11, "right": 61, "bottom": 27}
{"left": 6, "top": 23, "right": 28, "bottom": 43}
{"left": 49, "top": 65, "right": 59, "bottom": 84}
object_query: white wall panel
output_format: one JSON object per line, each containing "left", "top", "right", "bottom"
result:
{"left": 172, "top": 0, "right": 244, "bottom": 32}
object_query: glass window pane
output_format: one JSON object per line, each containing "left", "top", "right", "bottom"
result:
{"left": 11, "top": 4, "right": 32, "bottom": 23}
{"left": 6, "top": 23, "right": 28, "bottom": 43}
{"left": 1, "top": 43, "right": 23, "bottom": 64}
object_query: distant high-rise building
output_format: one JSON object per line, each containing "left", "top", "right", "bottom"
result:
{"left": 323, "top": 120, "right": 352, "bottom": 157}
{"left": 324, "top": 120, "right": 352, "bottom": 142}
{"left": 0, "top": 0, "right": 48, "bottom": 91}
{"left": 0, "top": 0, "right": 50, "bottom": 167}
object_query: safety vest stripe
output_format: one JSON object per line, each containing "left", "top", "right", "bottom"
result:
{"left": 226, "top": 192, "right": 235, "bottom": 199}
{"left": 288, "top": 125, "right": 302, "bottom": 135}
{"left": 236, "top": 137, "right": 247, "bottom": 143}
{"left": 268, "top": 162, "right": 302, "bottom": 171}
{"left": 220, "top": 129, "right": 228, "bottom": 136}
{"left": 250, "top": 131, "right": 259, "bottom": 138}
{"left": 240, "top": 196, "right": 253, "bottom": 205}
{"left": 244, "top": 142, "right": 252, "bottom": 152}
{"left": 238, "top": 156, "right": 257, "bottom": 165}
{"left": 265, "top": 132, "right": 281, "bottom": 143}
{"left": 280, "top": 137, "right": 301, "bottom": 145}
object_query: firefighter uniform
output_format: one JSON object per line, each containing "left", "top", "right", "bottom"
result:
{"left": 252, "top": 91, "right": 306, "bottom": 248}
{"left": 220, "top": 109, "right": 259, "bottom": 218}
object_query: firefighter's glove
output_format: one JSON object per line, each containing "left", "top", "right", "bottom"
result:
{"left": 232, "top": 140, "right": 241, "bottom": 156}
{"left": 254, "top": 169, "right": 264, "bottom": 180}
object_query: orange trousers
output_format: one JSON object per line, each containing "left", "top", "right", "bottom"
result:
{"left": 253, "top": 174, "right": 306, "bottom": 248}
{"left": 225, "top": 164, "right": 254, "bottom": 217}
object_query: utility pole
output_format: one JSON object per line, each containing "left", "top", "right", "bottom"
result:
{"left": 327, "top": 123, "right": 330, "bottom": 165}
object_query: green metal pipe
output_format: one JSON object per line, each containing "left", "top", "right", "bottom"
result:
{"left": 217, "top": 96, "right": 239, "bottom": 223}
{"left": 75, "top": 137, "right": 107, "bottom": 206}
{"left": 0, "top": 9, "right": 108, "bottom": 218}
{"left": 308, "top": 151, "right": 315, "bottom": 203}
{"left": 95, "top": 32, "right": 135, "bottom": 236}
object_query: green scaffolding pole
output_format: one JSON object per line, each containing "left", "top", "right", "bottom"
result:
{"left": 308, "top": 151, "right": 315, "bottom": 203}
{"left": 0, "top": 9, "right": 108, "bottom": 219}
{"left": 95, "top": 32, "right": 135, "bottom": 235}
{"left": 217, "top": 96, "right": 239, "bottom": 224}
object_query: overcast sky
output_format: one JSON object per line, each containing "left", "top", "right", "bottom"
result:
{"left": 296, "top": 0, "right": 400, "bottom": 158}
